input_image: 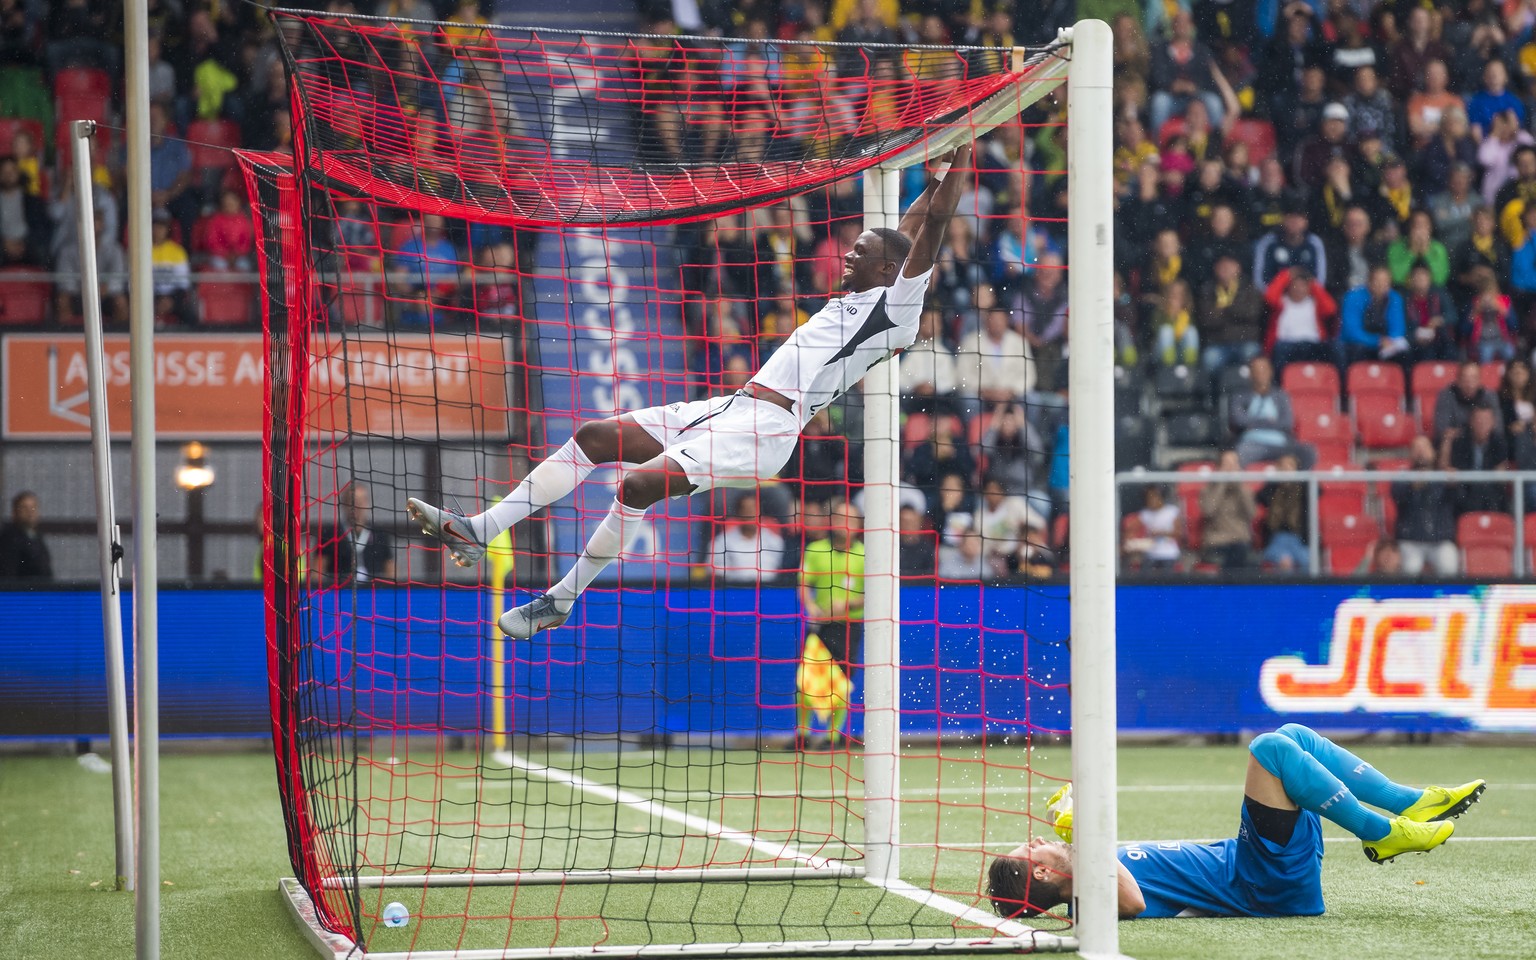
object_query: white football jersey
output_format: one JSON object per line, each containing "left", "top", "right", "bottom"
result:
{"left": 750, "top": 268, "right": 932, "bottom": 426}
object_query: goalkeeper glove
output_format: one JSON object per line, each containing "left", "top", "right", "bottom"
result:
{"left": 1046, "top": 783, "right": 1073, "bottom": 843}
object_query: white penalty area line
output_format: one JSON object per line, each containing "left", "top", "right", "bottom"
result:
{"left": 905, "top": 836, "right": 1536, "bottom": 849}
{"left": 581, "top": 783, "right": 1536, "bottom": 801}
{"left": 490, "top": 750, "right": 839, "bottom": 871}
{"left": 488, "top": 750, "right": 1039, "bottom": 943}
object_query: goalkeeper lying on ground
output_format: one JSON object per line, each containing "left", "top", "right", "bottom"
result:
{"left": 408, "top": 144, "right": 974, "bottom": 639}
{"left": 988, "top": 723, "right": 1486, "bottom": 920}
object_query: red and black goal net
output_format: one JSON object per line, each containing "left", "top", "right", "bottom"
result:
{"left": 251, "top": 11, "right": 1074, "bottom": 956}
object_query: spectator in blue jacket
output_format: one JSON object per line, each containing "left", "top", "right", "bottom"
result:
{"left": 1338, "top": 265, "right": 1408, "bottom": 365}
{"left": 1510, "top": 203, "right": 1536, "bottom": 305}
{"left": 392, "top": 213, "right": 462, "bottom": 326}
{"left": 1253, "top": 193, "right": 1328, "bottom": 287}
{"left": 148, "top": 102, "right": 197, "bottom": 238}
{"left": 1465, "top": 60, "right": 1525, "bottom": 139}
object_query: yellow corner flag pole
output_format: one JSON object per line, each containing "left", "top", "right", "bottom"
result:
{"left": 487, "top": 524, "right": 515, "bottom": 753}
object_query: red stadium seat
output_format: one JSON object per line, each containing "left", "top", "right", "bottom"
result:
{"left": 54, "top": 74, "right": 111, "bottom": 124}
{"left": 51, "top": 70, "right": 112, "bottom": 154}
{"left": 197, "top": 278, "right": 255, "bottom": 326}
{"left": 1526, "top": 513, "right": 1536, "bottom": 571}
{"left": 1355, "top": 394, "right": 1415, "bottom": 449}
{"left": 1291, "top": 391, "right": 1339, "bottom": 426}
{"left": 1121, "top": 512, "right": 1147, "bottom": 570}
{"left": 1281, "top": 362, "right": 1341, "bottom": 399}
{"left": 335, "top": 289, "right": 383, "bottom": 326}
{"left": 1319, "top": 484, "right": 1366, "bottom": 515}
{"left": 1325, "top": 542, "right": 1377, "bottom": 576}
{"left": 1321, "top": 510, "right": 1378, "bottom": 575}
{"left": 1458, "top": 511, "right": 1514, "bottom": 548}
{"left": 1346, "top": 361, "right": 1405, "bottom": 399}
{"left": 1459, "top": 512, "right": 1514, "bottom": 579}
{"left": 0, "top": 116, "right": 45, "bottom": 156}
{"left": 1311, "top": 438, "right": 1355, "bottom": 469}
{"left": 1228, "top": 119, "right": 1278, "bottom": 166}
{"left": 1480, "top": 361, "right": 1506, "bottom": 394}
{"left": 54, "top": 92, "right": 109, "bottom": 122}
{"left": 186, "top": 119, "right": 242, "bottom": 174}
{"left": 1295, "top": 407, "right": 1351, "bottom": 444}
{"left": 1465, "top": 544, "right": 1513, "bottom": 577}
{"left": 1320, "top": 485, "right": 1368, "bottom": 549}
{"left": 54, "top": 67, "right": 111, "bottom": 101}
{"left": 1411, "top": 361, "right": 1458, "bottom": 397}
{"left": 1177, "top": 460, "right": 1215, "bottom": 551}
{"left": 901, "top": 413, "right": 932, "bottom": 452}
{"left": 0, "top": 268, "right": 51, "bottom": 324}
{"left": 1411, "top": 361, "right": 1458, "bottom": 434}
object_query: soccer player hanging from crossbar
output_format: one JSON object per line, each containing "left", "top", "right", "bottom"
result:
{"left": 408, "top": 143, "right": 976, "bottom": 637}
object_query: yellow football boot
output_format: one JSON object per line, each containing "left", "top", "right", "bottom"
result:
{"left": 1361, "top": 816, "right": 1454, "bottom": 864}
{"left": 1402, "top": 780, "right": 1487, "bottom": 823}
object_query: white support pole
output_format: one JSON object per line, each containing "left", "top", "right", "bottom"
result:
{"left": 72, "top": 119, "right": 136, "bottom": 894}
{"left": 1065, "top": 20, "right": 1122, "bottom": 960}
{"left": 125, "top": 0, "right": 160, "bottom": 953}
{"left": 861, "top": 165, "right": 902, "bottom": 885}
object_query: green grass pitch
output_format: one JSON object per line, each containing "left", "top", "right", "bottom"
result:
{"left": 1, "top": 741, "right": 1530, "bottom": 960}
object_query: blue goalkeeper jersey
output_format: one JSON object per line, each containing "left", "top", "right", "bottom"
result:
{"left": 1118, "top": 806, "right": 1325, "bottom": 918}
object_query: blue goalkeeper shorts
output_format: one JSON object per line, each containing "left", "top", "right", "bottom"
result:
{"left": 1233, "top": 801, "right": 1325, "bottom": 917}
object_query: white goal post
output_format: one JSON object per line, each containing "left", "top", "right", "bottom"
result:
{"left": 860, "top": 19, "right": 1120, "bottom": 960}
{"left": 279, "top": 19, "right": 1119, "bottom": 960}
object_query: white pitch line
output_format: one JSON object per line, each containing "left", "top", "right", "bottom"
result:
{"left": 498, "top": 783, "right": 1536, "bottom": 801}
{"left": 863, "top": 874, "right": 1039, "bottom": 940}
{"left": 899, "top": 836, "right": 1536, "bottom": 849}
{"left": 488, "top": 750, "right": 1040, "bottom": 943}
{"left": 490, "top": 750, "right": 837, "bottom": 871}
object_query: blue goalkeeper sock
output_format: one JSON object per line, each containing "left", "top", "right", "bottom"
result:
{"left": 1275, "top": 723, "right": 1422, "bottom": 814}
{"left": 1249, "top": 731, "right": 1392, "bottom": 842}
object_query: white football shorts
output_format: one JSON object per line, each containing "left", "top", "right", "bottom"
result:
{"left": 629, "top": 392, "right": 801, "bottom": 492}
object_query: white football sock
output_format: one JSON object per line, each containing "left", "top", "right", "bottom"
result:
{"left": 545, "top": 499, "right": 649, "bottom": 612}
{"left": 471, "top": 438, "right": 596, "bottom": 542}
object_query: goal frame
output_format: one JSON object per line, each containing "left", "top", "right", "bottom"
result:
{"left": 276, "top": 19, "right": 1117, "bottom": 960}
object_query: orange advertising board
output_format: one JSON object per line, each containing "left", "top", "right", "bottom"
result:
{"left": 2, "top": 333, "right": 510, "bottom": 440}
{"left": 305, "top": 333, "right": 512, "bottom": 440}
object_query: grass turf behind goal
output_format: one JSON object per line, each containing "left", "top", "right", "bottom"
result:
{"left": 4, "top": 741, "right": 1530, "bottom": 960}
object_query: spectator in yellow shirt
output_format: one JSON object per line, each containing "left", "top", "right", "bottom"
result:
{"left": 799, "top": 498, "right": 866, "bottom": 679}
{"left": 150, "top": 208, "right": 194, "bottom": 326}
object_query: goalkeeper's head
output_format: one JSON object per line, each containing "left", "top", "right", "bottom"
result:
{"left": 988, "top": 838, "right": 1072, "bottom": 918}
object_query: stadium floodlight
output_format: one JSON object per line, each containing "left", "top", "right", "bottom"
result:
{"left": 251, "top": 13, "right": 1116, "bottom": 959}
{"left": 175, "top": 443, "right": 217, "bottom": 491}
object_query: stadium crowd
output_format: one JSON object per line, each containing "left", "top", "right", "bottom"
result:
{"left": 661, "top": 0, "right": 1536, "bottom": 580}
{"left": 6, "top": 0, "right": 1536, "bottom": 579}
{"left": 1096, "top": 0, "right": 1536, "bottom": 579}
{"left": 0, "top": 0, "right": 273, "bottom": 327}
